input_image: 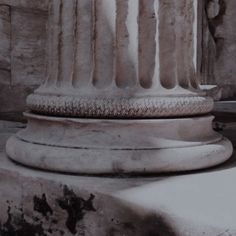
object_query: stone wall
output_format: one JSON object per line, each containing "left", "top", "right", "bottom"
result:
{"left": 0, "top": 1, "right": 47, "bottom": 120}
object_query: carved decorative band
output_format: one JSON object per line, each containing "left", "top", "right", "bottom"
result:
{"left": 27, "top": 94, "right": 213, "bottom": 118}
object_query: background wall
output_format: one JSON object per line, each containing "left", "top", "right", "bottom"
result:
{"left": 0, "top": 0, "right": 235, "bottom": 121}
{"left": 201, "top": 0, "right": 236, "bottom": 99}
{"left": 0, "top": 1, "right": 47, "bottom": 121}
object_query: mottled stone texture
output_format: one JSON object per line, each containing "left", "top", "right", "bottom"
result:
{"left": 201, "top": 0, "right": 236, "bottom": 99}
{"left": 1, "top": 121, "right": 236, "bottom": 235}
{"left": 0, "top": 5, "right": 10, "bottom": 85}
{"left": 11, "top": 8, "right": 47, "bottom": 86}
{"left": 0, "top": 1, "right": 47, "bottom": 120}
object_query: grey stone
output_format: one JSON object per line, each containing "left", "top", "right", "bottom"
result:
{"left": 0, "top": 5, "right": 10, "bottom": 85}
{"left": 1, "top": 121, "right": 236, "bottom": 235}
{"left": 0, "top": 4, "right": 47, "bottom": 119}
{"left": 6, "top": 112, "right": 233, "bottom": 174}
{"left": 0, "top": 84, "right": 36, "bottom": 121}
{"left": 11, "top": 7, "right": 47, "bottom": 86}
{"left": 6, "top": 0, "right": 232, "bottom": 174}
{"left": 0, "top": 0, "right": 49, "bottom": 11}
{"left": 1, "top": 0, "right": 236, "bottom": 118}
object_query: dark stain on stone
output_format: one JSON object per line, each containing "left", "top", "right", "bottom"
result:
{"left": 0, "top": 204, "right": 46, "bottom": 236}
{"left": 51, "top": 218, "right": 58, "bottom": 224}
{"left": 213, "top": 121, "right": 226, "bottom": 131}
{"left": 122, "top": 222, "right": 135, "bottom": 231}
{"left": 33, "top": 216, "right": 40, "bottom": 222}
{"left": 112, "top": 161, "right": 125, "bottom": 174}
{"left": 109, "top": 227, "right": 122, "bottom": 236}
{"left": 33, "top": 193, "right": 53, "bottom": 217}
{"left": 142, "top": 214, "right": 177, "bottom": 236}
{"left": 109, "top": 220, "right": 136, "bottom": 236}
{"left": 56, "top": 185, "right": 96, "bottom": 235}
{"left": 59, "top": 229, "right": 65, "bottom": 235}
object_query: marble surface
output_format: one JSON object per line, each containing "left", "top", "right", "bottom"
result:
{"left": 6, "top": 113, "right": 233, "bottom": 174}
{"left": 1, "top": 120, "right": 236, "bottom": 235}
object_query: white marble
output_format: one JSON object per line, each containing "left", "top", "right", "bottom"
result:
{"left": 6, "top": 113, "right": 232, "bottom": 174}
{"left": 115, "top": 153, "right": 236, "bottom": 235}
{"left": 6, "top": 0, "right": 233, "bottom": 173}
{"left": 27, "top": 0, "right": 213, "bottom": 118}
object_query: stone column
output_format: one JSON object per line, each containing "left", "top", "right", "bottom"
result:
{"left": 6, "top": 0, "right": 233, "bottom": 174}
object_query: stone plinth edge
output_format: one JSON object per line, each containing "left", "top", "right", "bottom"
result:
{"left": 6, "top": 113, "right": 233, "bottom": 174}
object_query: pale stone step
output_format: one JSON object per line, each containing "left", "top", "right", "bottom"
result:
{"left": 0, "top": 120, "right": 236, "bottom": 235}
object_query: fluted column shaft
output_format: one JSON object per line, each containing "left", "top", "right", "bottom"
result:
{"left": 27, "top": 0, "right": 213, "bottom": 118}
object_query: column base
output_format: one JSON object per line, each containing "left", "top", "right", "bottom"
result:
{"left": 27, "top": 93, "right": 214, "bottom": 118}
{"left": 6, "top": 113, "right": 233, "bottom": 174}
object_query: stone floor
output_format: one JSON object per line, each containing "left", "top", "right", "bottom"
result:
{"left": 0, "top": 118, "right": 236, "bottom": 236}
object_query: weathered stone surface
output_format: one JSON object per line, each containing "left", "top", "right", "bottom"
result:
{"left": 0, "top": 5, "right": 10, "bottom": 85}
{"left": 11, "top": 7, "right": 47, "bottom": 86}
{"left": 28, "top": 0, "right": 213, "bottom": 118}
{"left": 116, "top": 153, "right": 236, "bottom": 236}
{"left": 0, "top": 84, "right": 36, "bottom": 121}
{"left": 0, "top": 3, "right": 47, "bottom": 120}
{"left": 0, "top": 158, "right": 143, "bottom": 235}
{"left": 1, "top": 121, "right": 236, "bottom": 235}
{"left": 0, "top": 0, "right": 236, "bottom": 119}
{"left": 6, "top": 0, "right": 232, "bottom": 174}
{"left": 0, "top": 125, "right": 169, "bottom": 236}
{"left": 6, "top": 113, "right": 233, "bottom": 174}
{"left": 0, "top": 0, "right": 49, "bottom": 11}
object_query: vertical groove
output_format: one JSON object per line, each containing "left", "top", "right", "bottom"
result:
{"left": 193, "top": 0, "right": 197, "bottom": 72}
{"left": 57, "top": 0, "right": 76, "bottom": 87}
{"left": 46, "top": 0, "right": 199, "bottom": 92}
{"left": 45, "top": 0, "right": 53, "bottom": 86}
{"left": 127, "top": 0, "right": 139, "bottom": 86}
{"left": 72, "top": 0, "right": 78, "bottom": 87}
{"left": 176, "top": 0, "right": 198, "bottom": 89}
{"left": 191, "top": 0, "right": 199, "bottom": 89}
{"left": 56, "top": 0, "right": 63, "bottom": 87}
{"left": 152, "top": 0, "right": 160, "bottom": 88}
{"left": 47, "top": 0, "right": 61, "bottom": 86}
{"left": 138, "top": 0, "right": 156, "bottom": 89}
{"left": 159, "top": 0, "right": 177, "bottom": 89}
{"left": 175, "top": 0, "right": 191, "bottom": 89}
{"left": 93, "top": 0, "right": 116, "bottom": 89}
{"left": 9, "top": 5, "right": 12, "bottom": 86}
{"left": 115, "top": 0, "right": 139, "bottom": 88}
{"left": 72, "top": 0, "right": 94, "bottom": 88}
{"left": 91, "top": 0, "right": 96, "bottom": 86}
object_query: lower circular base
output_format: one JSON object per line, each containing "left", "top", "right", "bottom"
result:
{"left": 6, "top": 113, "right": 233, "bottom": 174}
